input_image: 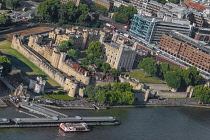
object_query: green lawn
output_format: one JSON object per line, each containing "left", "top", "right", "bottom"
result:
{"left": 124, "top": 70, "right": 164, "bottom": 84}
{"left": 0, "top": 40, "right": 61, "bottom": 88}
{"left": 41, "top": 94, "right": 75, "bottom": 100}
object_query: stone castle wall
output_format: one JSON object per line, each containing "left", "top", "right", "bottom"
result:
{"left": 27, "top": 34, "right": 90, "bottom": 85}
{"left": 12, "top": 35, "right": 66, "bottom": 87}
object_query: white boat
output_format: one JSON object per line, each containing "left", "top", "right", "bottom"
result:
{"left": 59, "top": 123, "right": 90, "bottom": 132}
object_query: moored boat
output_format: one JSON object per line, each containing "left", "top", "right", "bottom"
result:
{"left": 59, "top": 123, "right": 90, "bottom": 132}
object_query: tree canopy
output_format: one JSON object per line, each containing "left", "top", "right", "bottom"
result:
{"left": 101, "top": 62, "right": 110, "bottom": 72}
{"left": 0, "top": 56, "right": 12, "bottom": 77}
{"left": 67, "top": 49, "right": 80, "bottom": 59}
{"left": 37, "top": 0, "right": 91, "bottom": 25}
{"left": 59, "top": 39, "right": 74, "bottom": 52}
{"left": 139, "top": 57, "right": 201, "bottom": 90}
{"left": 86, "top": 41, "right": 102, "bottom": 58}
{"left": 0, "top": 0, "right": 19, "bottom": 10}
{"left": 138, "top": 57, "right": 157, "bottom": 76}
{"left": 112, "top": 5, "right": 137, "bottom": 24}
{"left": 193, "top": 85, "right": 210, "bottom": 104}
{"left": 158, "top": 62, "right": 170, "bottom": 78}
{"left": 84, "top": 82, "right": 134, "bottom": 105}
{"left": 90, "top": 3, "right": 108, "bottom": 16}
{"left": 153, "top": 0, "right": 180, "bottom": 4}
{"left": 0, "top": 15, "right": 11, "bottom": 27}
{"left": 164, "top": 71, "right": 181, "bottom": 89}
{"left": 182, "top": 67, "right": 202, "bottom": 86}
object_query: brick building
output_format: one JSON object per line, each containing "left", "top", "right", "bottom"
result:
{"left": 158, "top": 31, "right": 210, "bottom": 73}
{"left": 194, "top": 27, "right": 210, "bottom": 44}
{"left": 188, "top": 12, "right": 205, "bottom": 27}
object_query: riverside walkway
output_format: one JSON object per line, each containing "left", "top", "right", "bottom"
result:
{"left": 19, "top": 102, "right": 68, "bottom": 118}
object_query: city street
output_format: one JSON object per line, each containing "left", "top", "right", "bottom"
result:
{"left": 7, "top": 1, "right": 38, "bottom": 22}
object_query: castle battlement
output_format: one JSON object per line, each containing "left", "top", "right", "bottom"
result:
{"left": 11, "top": 34, "right": 87, "bottom": 97}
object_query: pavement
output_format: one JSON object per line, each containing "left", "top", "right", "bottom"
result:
{"left": 34, "top": 97, "right": 106, "bottom": 109}
{"left": 147, "top": 98, "right": 198, "bottom": 106}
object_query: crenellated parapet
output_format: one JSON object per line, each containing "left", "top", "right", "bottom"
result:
{"left": 11, "top": 34, "right": 80, "bottom": 96}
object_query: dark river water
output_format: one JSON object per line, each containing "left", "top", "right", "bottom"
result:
{"left": 1, "top": 106, "right": 210, "bottom": 140}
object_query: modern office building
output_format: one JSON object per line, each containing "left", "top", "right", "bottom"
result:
{"left": 130, "top": 14, "right": 193, "bottom": 43}
{"left": 158, "top": 30, "right": 210, "bottom": 73}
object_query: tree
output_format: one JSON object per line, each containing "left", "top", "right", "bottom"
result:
{"left": 60, "top": 40, "right": 69, "bottom": 52}
{"left": 83, "top": 82, "right": 135, "bottom": 105}
{"left": 182, "top": 67, "right": 202, "bottom": 86}
{"left": 37, "top": 0, "right": 61, "bottom": 22}
{"left": 0, "top": 56, "right": 12, "bottom": 77}
{"left": 81, "top": 58, "right": 89, "bottom": 66}
{"left": 58, "top": 4, "right": 68, "bottom": 25}
{"left": 76, "top": 4, "right": 90, "bottom": 26}
{"left": 138, "top": 57, "right": 157, "bottom": 77}
{"left": 120, "top": 91, "right": 135, "bottom": 104}
{"left": 112, "top": 12, "right": 129, "bottom": 24}
{"left": 4, "top": 0, "right": 19, "bottom": 10}
{"left": 86, "top": 41, "right": 102, "bottom": 58}
{"left": 112, "top": 5, "right": 137, "bottom": 24}
{"left": 193, "top": 85, "right": 210, "bottom": 104}
{"left": 87, "top": 53, "right": 95, "bottom": 64}
{"left": 164, "top": 71, "right": 181, "bottom": 89}
{"left": 95, "top": 90, "right": 107, "bottom": 103}
{"left": 68, "top": 49, "right": 80, "bottom": 59}
{"left": 91, "top": 3, "right": 108, "bottom": 16}
{"left": 0, "top": 15, "right": 11, "bottom": 27}
{"left": 101, "top": 62, "right": 110, "bottom": 72}
{"left": 159, "top": 62, "right": 170, "bottom": 78}
{"left": 83, "top": 85, "right": 95, "bottom": 99}
{"left": 109, "top": 68, "right": 120, "bottom": 77}
{"left": 113, "top": 82, "right": 133, "bottom": 92}
{"left": 59, "top": 39, "right": 74, "bottom": 52}
{"left": 94, "top": 59, "right": 103, "bottom": 68}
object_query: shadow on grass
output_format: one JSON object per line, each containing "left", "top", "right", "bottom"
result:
{"left": 4, "top": 54, "right": 60, "bottom": 90}
{"left": 0, "top": 37, "right": 7, "bottom": 41}
{"left": 5, "top": 54, "right": 33, "bottom": 73}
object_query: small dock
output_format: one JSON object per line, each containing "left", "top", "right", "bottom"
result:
{"left": 19, "top": 102, "right": 68, "bottom": 118}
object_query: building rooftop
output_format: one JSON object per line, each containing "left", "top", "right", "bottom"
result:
{"left": 168, "top": 30, "right": 210, "bottom": 53}
{"left": 188, "top": 1, "right": 207, "bottom": 11}
{"left": 134, "top": 14, "right": 191, "bottom": 26}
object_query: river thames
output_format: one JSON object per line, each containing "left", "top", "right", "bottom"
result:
{"left": 1, "top": 106, "right": 210, "bottom": 140}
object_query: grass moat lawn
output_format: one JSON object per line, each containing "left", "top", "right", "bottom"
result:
{"left": 41, "top": 94, "right": 75, "bottom": 100}
{"left": 124, "top": 70, "right": 164, "bottom": 84}
{"left": 0, "top": 39, "right": 61, "bottom": 88}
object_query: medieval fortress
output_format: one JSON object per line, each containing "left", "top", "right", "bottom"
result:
{"left": 11, "top": 27, "right": 137, "bottom": 97}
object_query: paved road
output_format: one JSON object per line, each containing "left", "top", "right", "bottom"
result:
{"left": 99, "top": 15, "right": 129, "bottom": 34}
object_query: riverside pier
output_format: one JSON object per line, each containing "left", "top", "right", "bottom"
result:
{"left": 0, "top": 116, "right": 120, "bottom": 128}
